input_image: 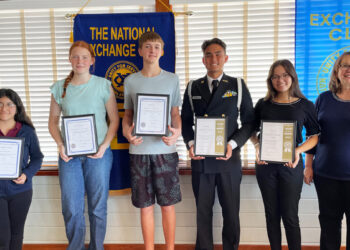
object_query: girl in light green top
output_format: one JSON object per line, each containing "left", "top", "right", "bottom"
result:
{"left": 48, "top": 40, "right": 119, "bottom": 250}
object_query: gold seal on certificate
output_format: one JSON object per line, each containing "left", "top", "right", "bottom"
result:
{"left": 62, "top": 114, "right": 98, "bottom": 157}
{"left": 259, "top": 120, "right": 296, "bottom": 163}
{"left": 194, "top": 116, "right": 227, "bottom": 157}
{"left": 135, "top": 93, "right": 169, "bottom": 136}
{"left": 0, "top": 137, "right": 24, "bottom": 180}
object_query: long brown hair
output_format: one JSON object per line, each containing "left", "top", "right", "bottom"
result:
{"left": 62, "top": 40, "right": 95, "bottom": 98}
{"left": 329, "top": 51, "right": 350, "bottom": 94}
{"left": 265, "top": 59, "right": 305, "bottom": 100}
{"left": 0, "top": 88, "right": 34, "bottom": 128}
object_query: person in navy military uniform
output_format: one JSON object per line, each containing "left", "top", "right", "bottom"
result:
{"left": 181, "top": 38, "right": 255, "bottom": 250}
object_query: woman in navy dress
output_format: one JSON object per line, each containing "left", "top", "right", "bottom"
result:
{"left": 305, "top": 52, "right": 350, "bottom": 250}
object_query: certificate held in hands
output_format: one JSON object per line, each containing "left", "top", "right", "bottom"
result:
{"left": 135, "top": 93, "right": 169, "bottom": 136}
{"left": 62, "top": 114, "right": 98, "bottom": 157}
{"left": 0, "top": 137, "right": 24, "bottom": 180}
{"left": 259, "top": 120, "right": 296, "bottom": 163}
{"left": 194, "top": 116, "right": 227, "bottom": 157}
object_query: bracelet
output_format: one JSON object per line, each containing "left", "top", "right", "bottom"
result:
{"left": 57, "top": 143, "right": 63, "bottom": 147}
{"left": 254, "top": 142, "right": 259, "bottom": 147}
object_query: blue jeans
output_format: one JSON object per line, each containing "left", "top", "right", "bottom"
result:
{"left": 59, "top": 147, "right": 113, "bottom": 250}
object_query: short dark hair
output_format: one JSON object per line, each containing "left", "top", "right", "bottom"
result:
{"left": 329, "top": 51, "right": 350, "bottom": 94}
{"left": 265, "top": 59, "right": 305, "bottom": 100}
{"left": 0, "top": 88, "right": 34, "bottom": 128}
{"left": 138, "top": 31, "right": 164, "bottom": 48}
{"left": 201, "top": 38, "right": 226, "bottom": 53}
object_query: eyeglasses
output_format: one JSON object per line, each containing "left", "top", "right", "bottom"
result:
{"left": 0, "top": 102, "right": 16, "bottom": 108}
{"left": 339, "top": 64, "right": 350, "bottom": 70}
{"left": 271, "top": 73, "right": 290, "bottom": 81}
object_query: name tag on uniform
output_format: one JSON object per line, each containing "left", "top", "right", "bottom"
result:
{"left": 192, "top": 96, "right": 202, "bottom": 100}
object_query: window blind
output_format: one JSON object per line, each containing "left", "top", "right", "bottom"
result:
{"left": 0, "top": 0, "right": 295, "bottom": 168}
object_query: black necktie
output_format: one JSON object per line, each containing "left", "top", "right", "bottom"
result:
{"left": 212, "top": 80, "right": 219, "bottom": 96}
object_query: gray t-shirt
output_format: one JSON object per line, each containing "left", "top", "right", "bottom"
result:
{"left": 124, "top": 70, "right": 181, "bottom": 154}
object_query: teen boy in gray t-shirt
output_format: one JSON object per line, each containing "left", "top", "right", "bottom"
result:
{"left": 122, "top": 31, "right": 181, "bottom": 250}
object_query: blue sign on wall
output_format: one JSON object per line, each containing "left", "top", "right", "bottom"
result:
{"left": 295, "top": 0, "right": 350, "bottom": 102}
{"left": 74, "top": 12, "right": 175, "bottom": 191}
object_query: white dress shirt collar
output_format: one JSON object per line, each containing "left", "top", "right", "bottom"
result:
{"left": 207, "top": 73, "right": 224, "bottom": 92}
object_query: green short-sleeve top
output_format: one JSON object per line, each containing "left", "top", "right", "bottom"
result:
{"left": 50, "top": 75, "right": 111, "bottom": 145}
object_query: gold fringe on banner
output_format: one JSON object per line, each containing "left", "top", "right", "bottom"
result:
{"left": 69, "top": 16, "right": 74, "bottom": 43}
{"left": 67, "top": 0, "right": 92, "bottom": 43}
{"left": 157, "top": 0, "right": 193, "bottom": 16}
{"left": 66, "top": 0, "right": 192, "bottom": 38}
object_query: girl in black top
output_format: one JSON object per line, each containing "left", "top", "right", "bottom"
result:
{"left": 251, "top": 60, "right": 319, "bottom": 250}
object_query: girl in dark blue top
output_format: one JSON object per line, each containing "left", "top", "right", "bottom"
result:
{"left": 306, "top": 52, "right": 350, "bottom": 250}
{"left": 251, "top": 60, "right": 319, "bottom": 250}
{"left": 0, "top": 89, "right": 43, "bottom": 250}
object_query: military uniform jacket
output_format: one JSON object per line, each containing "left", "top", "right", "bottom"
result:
{"left": 181, "top": 74, "right": 255, "bottom": 173}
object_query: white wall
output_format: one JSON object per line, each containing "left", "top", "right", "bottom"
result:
{"left": 25, "top": 174, "right": 345, "bottom": 246}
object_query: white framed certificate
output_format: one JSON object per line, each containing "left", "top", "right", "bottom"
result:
{"left": 135, "top": 93, "right": 169, "bottom": 136}
{"left": 194, "top": 116, "right": 227, "bottom": 157}
{"left": 62, "top": 114, "right": 98, "bottom": 157}
{"left": 0, "top": 137, "right": 24, "bottom": 180}
{"left": 259, "top": 120, "right": 296, "bottom": 163}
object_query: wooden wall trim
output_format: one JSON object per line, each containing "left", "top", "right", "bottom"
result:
{"left": 37, "top": 167, "right": 257, "bottom": 176}
{"left": 155, "top": 0, "right": 171, "bottom": 12}
{"left": 36, "top": 170, "right": 60, "bottom": 176}
{"left": 38, "top": 159, "right": 257, "bottom": 176}
{"left": 23, "top": 244, "right": 334, "bottom": 250}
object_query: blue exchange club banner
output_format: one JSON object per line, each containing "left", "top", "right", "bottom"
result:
{"left": 73, "top": 12, "right": 175, "bottom": 191}
{"left": 295, "top": 0, "right": 350, "bottom": 102}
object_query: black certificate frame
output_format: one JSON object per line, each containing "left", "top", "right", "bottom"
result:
{"left": 194, "top": 116, "right": 227, "bottom": 157}
{"left": 259, "top": 120, "right": 297, "bottom": 164}
{"left": 135, "top": 93, "right": 170, "bottom": 136}
{"left": 62, "top": 114, "right": 98, "bottom": 157}
{"left": 0, "top": 137, "right": 24, "bottom": 180}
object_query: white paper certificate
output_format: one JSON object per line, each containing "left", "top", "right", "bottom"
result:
{"left": 260, "top": 121, "right": 296, "bottom": 163}
{"left": 62, "top": 114, "right": 98, "bottom": 157}
{"left": 135, "top": 94, "right": 169, "bottom": 136}
{"left": 194, "top": 117, "right": 226, "bottom": 157}
{"left": 0, "top": 137, "right": 23, "bottom": 180}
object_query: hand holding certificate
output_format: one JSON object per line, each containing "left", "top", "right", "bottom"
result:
{"left": 135, "top": 94, "right": 169, "bottom": 136}
{"left": 0, "top": 137, "right": 24, "bottom": 180}
{"left": 259, "top": 120, "right": 296, "bottom": 163}
{"left": 194, "top": 116, "right": 227, "bottom": 157}
{"left": 62, "top": 114, "right": 98, "bottom": 157}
